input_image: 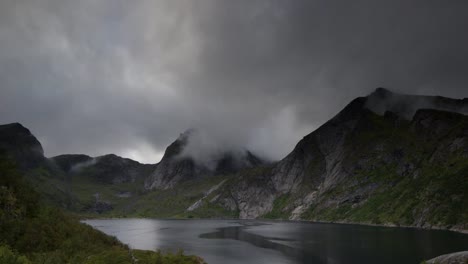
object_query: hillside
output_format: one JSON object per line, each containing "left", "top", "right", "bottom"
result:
{"left": 199, "top": 89, "right": 468, "bottom": 230}
{"left": 0, "top": 153, "right": 204, "bottom": 263}
{"left": 0, "top": 88, "right": 466, "bottom": 231}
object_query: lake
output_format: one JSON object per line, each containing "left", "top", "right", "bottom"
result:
{"left": 83, "top": 219, "right": 468, "bottom": 264}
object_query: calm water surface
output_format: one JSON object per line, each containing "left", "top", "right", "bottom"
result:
{"left": 83, "top": 219, "right": 468, "bottom": 264}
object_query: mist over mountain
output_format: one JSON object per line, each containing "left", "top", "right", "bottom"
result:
{"left": 365, "top": 88, "right": 468, "bottom": 119}
{"left": 0, "top": 88, "right": 466, "bottom": 231}
{"left": 145, "top": 129, "right": 265, "bottom": 190}
{"left": 1, "top": 1, "right": 468, "bottom": 262}
{"left": 1, "top": 0, "right": 467, "bottom": 164}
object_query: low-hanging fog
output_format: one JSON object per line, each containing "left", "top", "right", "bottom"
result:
{"left": 0, "top": 0, "right": 467, "bottom": 163}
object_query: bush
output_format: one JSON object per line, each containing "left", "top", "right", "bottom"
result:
{"left": 0, "top": 245, "right": 31, "bottom": 264}
{"left": 0, "top": 155, "right": 205, "bottom": 264}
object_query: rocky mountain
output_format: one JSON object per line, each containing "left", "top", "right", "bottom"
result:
{"left": 0, "top": 124, "right": 153, "bottom": 212}
{"left": 144, "top": 130, "right": 264, "bottom": 190}
{"left": 0, "top": 123, "right": 49, "bottom": 170}
{"left": 0, "top": 123, "right": 264, "bottom": 214}
{"left": 198, "top": 88, "right": 468, "bottom": 230}
{"left": 0, "top": 88, "right": 466, "bottom": 230}
{"left": 52, "top": 153, "right": 155, "bottom": 184}
{"left": 365, "top": 87, "right": 468, "bottom": 118}
{"left": 51, "top": 154, "right": 94, "bottom": 173}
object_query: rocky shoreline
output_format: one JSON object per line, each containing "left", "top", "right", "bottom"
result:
{"left": 424, "top": 251, "right": 468, "bottom": 264}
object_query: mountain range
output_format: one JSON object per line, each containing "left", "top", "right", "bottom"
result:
{"left": 0, "top": 88, "right": 466, "bottom": 231}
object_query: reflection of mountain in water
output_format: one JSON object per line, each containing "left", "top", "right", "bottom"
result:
{"left": 199, "top": 222, "right": 323, "bottom": 263}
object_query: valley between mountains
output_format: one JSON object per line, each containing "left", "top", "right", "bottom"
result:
{"left": 1, "top": 88, "right": 467, "bottom": 231}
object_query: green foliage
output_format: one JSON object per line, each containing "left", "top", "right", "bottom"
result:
{"left": 179, "top": 202, "right": 238, "bottom": 219}
{"left": 133, "top": 249, "right": 205, "bottom": 264}
{"left": 263, "top": 194, "right": 291, "bottom": 219}
{"left": 302, "top": 111, "right": 468, "bottom": 228}
{"left": 0, "top": 245, "right": 31, "bottom": 264}
{"left": 0, "top": 155, "right": 204, "bottom": 264}
{"left": 106, "top": 176, "right": 234, "bottom": 218}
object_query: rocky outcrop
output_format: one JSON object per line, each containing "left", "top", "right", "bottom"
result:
{"left": 187, "top": 179, "right": 227, "bottom": 212}
{"left": 426, "top": 251, "right": 468, "bottom": 264}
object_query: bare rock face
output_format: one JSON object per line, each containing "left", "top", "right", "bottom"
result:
{"left": 144, "top": 130, "right": 265, "bottom": 190}
{"left": 426, "top": 251, "right": 468, "bottom": 264}
{"left": 221, "top": 97, "right": 368, "bottom": 218}
{"left": 211, "top": 88, "right": 468, "bottom": 226}
{"left": 144, "top": 131, "right": 205, "bottom": 190}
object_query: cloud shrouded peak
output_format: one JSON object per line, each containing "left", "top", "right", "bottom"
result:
{"left": 0, "top": 0, "right": 467, "bottom": 163}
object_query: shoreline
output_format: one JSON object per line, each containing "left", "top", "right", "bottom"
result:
{"left": 294, "top": 219, "right": 468, "bottom": 235}
{"left": 80, "top": 215, "right": 468, "bottom": 235}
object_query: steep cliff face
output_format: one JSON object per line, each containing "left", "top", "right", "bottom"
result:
{"left": 144, "top": 131, "right": 202, "bottom": 190}
{"left": 144, "top": 130, "right": 265, "bottom": 190}
{"left": 203, "top": 89, "right": 468, "bottom": 230}
{"left": 212, "top": 97, "right": 368, "bottom": 218}
{"left": 0, "top": 88, "right": 466, "bottom": 229}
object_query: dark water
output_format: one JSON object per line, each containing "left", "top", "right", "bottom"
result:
{"left": 83, "top": 219, "right": 468, "bottom": 264}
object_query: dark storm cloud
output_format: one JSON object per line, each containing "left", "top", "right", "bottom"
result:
{"left": 0, "top": 0, "right": 467, "bottom": 163}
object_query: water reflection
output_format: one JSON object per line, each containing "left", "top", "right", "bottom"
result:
{"left": 84, "top": 219, "right": 468, "bottom": 264}
{"left": 200, "top": 223, "right": 324, "bottom": 263}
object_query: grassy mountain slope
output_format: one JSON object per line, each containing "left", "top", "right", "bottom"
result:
{"left": 297, "top": 109, "right": 467, "bottom": 229}
{"left": 0, "top": 154, "right": 205, "bottom": 264}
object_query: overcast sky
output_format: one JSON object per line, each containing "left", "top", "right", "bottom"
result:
{"left": 1, "top": 0, "right": 467, "bottom": 163}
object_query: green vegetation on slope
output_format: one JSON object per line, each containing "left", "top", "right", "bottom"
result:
{"left": 263, "top": 194, "right": 291, "bottom": 219}
{"left": 301, "top": 110, "right": 468, "bottom": 229}
{"left": 0, "top": 155, "right": 205, "bottom": 264}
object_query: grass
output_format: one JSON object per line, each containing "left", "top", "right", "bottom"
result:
{"left": 263, "top": 194, "right": 291, "bottom": 219}
{"left": 300, "top": 110, "right": 468, "bottom": 228}
{"left": 0, "top": 155, "right": 205, "bottom": 264}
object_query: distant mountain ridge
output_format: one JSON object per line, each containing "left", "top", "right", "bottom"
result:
{"left": 0, "top": 121, "right": 265, "bottom": 213}
{"left": 0, "top": 88, "right": 466, "bottom": 230}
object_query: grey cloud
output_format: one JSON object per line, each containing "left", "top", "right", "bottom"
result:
{"left": 0, "top": 0, "right": 467, "bottom": 163}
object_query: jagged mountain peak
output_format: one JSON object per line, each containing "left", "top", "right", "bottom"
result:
{"left": 144, "top": 129, "right": 265, "bottom": 190}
